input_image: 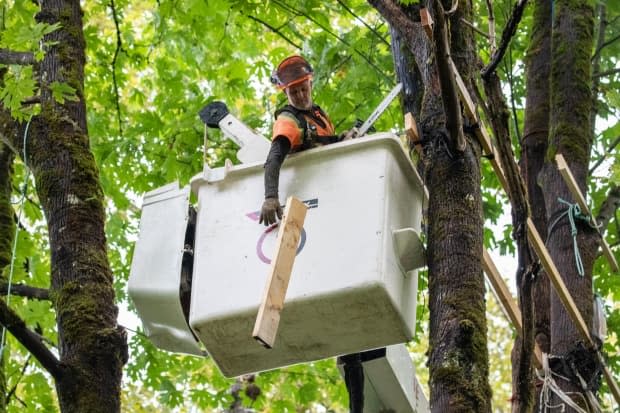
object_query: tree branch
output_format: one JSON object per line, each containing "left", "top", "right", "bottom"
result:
{"left": 0, "top": 109, "right": 22, "bottom": 158}
{"left": 109, "top": 0, "right": 124, "bottom": 137}
{"left": 5, "top": 355, "right": 31, "bottom": 406}
{"left": 20, "top": 96, "right": 40, "bottom": 106}
{"left": 485, "top": 0, "right": 496, "bottom": 51}
{"left": 481, "top": 0, "right": 529, "bottom": 79}
{"left": 247, "top": 15, "right": 301, "bottom": 50}
{"left": 336, "top": 0, "right": 390, "bottom": 47}
{"left": 0, "top": 299, "right": 62, "bottom": 380}
{"left": 0, "top": 283, "right": 49, "bottom": 300}
{"left": 589, "top": 135, "right": 620, "bottom": 175}
{"left": 593, "top": 33, "right": 620, "bottom": 61}
{"left": 367, "top": 0, "right": 427, "bottom": 50}
{"left": 591, "top": 3, "right": 607, "bottom": 134}
{"left": 483, "top": 71, "right": 536, "bottom": 412}
{"left": 504, "top": 50, "right": 521, "bottom": 141}
{"left": 460, "top": 18, "right": 490, "bottom": 39}
{"left": 0, "top": 49, "right": 35, "bottom": 66}
{"left": 593, "top": 68, "right": 620, "bottom": 79}
{"left": 596, "top": 184, "right": 620, "bottom": 231}
{"left": 274, "top": 0, "right": 391, "bottom": 81}
{"left": 431, "top": 1, "right": 465, "bottom": 151}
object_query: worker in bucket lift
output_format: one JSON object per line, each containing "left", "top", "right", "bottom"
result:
{"left": 259, "top": 55, "right": 357, "bottom": 227}
{"left": 258, "top": 55, "right": 364, "bottom": 413}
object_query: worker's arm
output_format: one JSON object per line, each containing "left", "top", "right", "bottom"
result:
{"left": 259, "top": 137, "right": 291, "bottom": 225}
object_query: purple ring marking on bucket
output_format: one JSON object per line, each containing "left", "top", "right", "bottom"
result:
{"left": 256, "top": 223, "right": 307, "bottom": 264}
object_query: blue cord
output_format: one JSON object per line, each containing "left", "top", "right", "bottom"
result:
{"left": 548, "top": 198, "right": 594, "bottom": 277}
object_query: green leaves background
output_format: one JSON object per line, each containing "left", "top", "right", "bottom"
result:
{"left": 1, "top": 0, "right": 618, "bottom": 411}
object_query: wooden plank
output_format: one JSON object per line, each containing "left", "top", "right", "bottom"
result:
{"left": 420, "top": 8, "right": 434, "bottom": 39}
{"left": 252, "top": 197, "right": 308, "bottom": 348}
{"left": 555, "top": 154, "right": 618, "bottom": 272}
{"left": 404, "top": 112, "right": 421, "bottom": 155}
{"left": 446, "top": 48, "right": 620, "bottom": 405}
{"left": 482, "top": 249, "right": 522, "bottom": 330}
{"left": 599, "top": 352, "right": 620, "bottom": 404}
{"left": 447, "top": 58, "right": 512, "bottom": 193}
{"left": 449, "top": 58, "right": 477, "bottom": 125}
{"left": 482, "top": 249, "right": 542, "bottom": 368}
{"left": 449, "top": 58, "right": 493, "bottom": 155}
{"left": 526, "top": 218, "right": 593, "bottom": 346}
{"left": 404, "top": 112, "right": 419, "bottom": 142}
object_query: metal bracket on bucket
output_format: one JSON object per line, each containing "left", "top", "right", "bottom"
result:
{"left": 392, "top": 228, "right": 425, "bottom": 273}
{"left": 199, "top": 101, "right": 271, "bottom": 164}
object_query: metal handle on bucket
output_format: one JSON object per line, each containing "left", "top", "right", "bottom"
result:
{"left": 392, "top": 228, "right": 425, "bottom": 273}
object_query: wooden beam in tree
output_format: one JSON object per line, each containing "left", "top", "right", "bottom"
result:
{"left": 482, "top": 249, "right": 542, "bottom": 368}
{"left": 526, "top": 218, "right": 592, "bottom": 345}
{"left": 555, "top": 154, "right": 618, "bottom": 272}
{"left": 527, "top": 218, "right": 620, "bottom": 404}
{"left": 482, "top": 250, "right": 522, "bottom": 329}
{"left": 253, "top": 196, "right": 308, "bottom": 349}
{"left": 420, "top": 7, "right": 434, "bottom": 39}
{"left": 598, "top": 351, "right": 620, "bottom": 404}
{"left": 404, "top": 112, "right": 421, "bottom": 154}
{"left": 445, "top": 61, "right": 620, "bottom": 400}
{"left": 448, "top": 58, "right": 510, "bottom": 192}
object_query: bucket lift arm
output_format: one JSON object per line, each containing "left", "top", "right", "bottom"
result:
{"left": 199, "top": 101, "right": 271, "bottom": 164}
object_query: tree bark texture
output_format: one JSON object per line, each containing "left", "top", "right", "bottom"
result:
{"left": 370, "top": 1, "right": 491, "bottom": 410}
{"left": 427, "top": 137, "right": 490, "bottom": 413}
{"left": 0, "top": 143, "right": 14, "bottom": 280}
{"left": 2, "top": 1, "right": 129, "bottom": 411}
{"left": 389, "top": 12, "right": 424, "bottom": 122}
{"left": 484, "top": 72, "right": 536, "bottom": 413}
{"left": 429, "top": 1, "right": 491, "bottom": 411}
{"left": 520, "top": 1, "right": 552, "bottom": 411}
{"left": 0, "top": 142, "right": 14, "bottom": 413}
{"left": 541, "top": 0, "right": 599, "bottom": 410}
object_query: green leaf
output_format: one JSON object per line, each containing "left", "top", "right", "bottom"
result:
{"left": 49, "top": 81, "right": 79, "bottom": 104}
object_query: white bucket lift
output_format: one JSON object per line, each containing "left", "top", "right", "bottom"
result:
{"left": 338, "top": 344, "right": 429, "bottom": 413}
{"left": 188, "top": 132, "right": 425, "bottom": 377}
{"left": 128, "top": 183, "right": 204, "bottom": 356}
{"left": 129, "top": 103, "right": 426, "bottom": 380}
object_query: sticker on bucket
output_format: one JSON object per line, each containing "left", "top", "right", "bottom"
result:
{"left": 246, "top": 198, "right": 318, "bottom": 264}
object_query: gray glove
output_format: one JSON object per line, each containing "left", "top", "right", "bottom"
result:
{"left": 339, "top": 126, "right": 359, "bottom": 141}
{"left": 259, "top": 197, "right": 283, "bottom": 226}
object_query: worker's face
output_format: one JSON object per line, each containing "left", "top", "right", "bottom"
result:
{"left": 285, "top": 79, "right": 313, "bottom": 110}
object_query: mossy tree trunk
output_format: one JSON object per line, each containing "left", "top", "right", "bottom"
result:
{"left": 426, "top": 1, "right": 491, "bottom": 411}
{"left": 0, "top": 0, "right": 127, "bottom": 411}
{"left": 513, "top": 0, "right": 552, "bottom": 411}
{"left": 369, "top": 1, "right": 491, "bottom": 411}
{"left": 522, "top": 0, "right": 552, "bottom": 361}
{"left": 0, "top": 141, "right": 13, "bottom": 413}
{"left": 540, "top": 0, "right": 599, "bottom": 410}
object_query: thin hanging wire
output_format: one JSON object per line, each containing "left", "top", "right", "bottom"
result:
{"left": 1, "top": 117, "right": 33, "bottom": 358}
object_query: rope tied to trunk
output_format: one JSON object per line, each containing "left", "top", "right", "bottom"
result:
{"left": 537, "top": 353, "right": 602, "bottom": 413}
{"left": 548, "top": 198, "right": 596, "bottom": 277}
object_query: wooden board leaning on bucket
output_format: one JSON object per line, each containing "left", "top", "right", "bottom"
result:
{"left": 253, "top": 196, "right": 308, "bottom": 349}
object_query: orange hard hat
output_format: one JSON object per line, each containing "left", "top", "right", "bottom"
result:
{"left": 270, "top": 55, "right": 313, "bottom": 89}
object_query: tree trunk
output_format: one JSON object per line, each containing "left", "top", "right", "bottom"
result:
{"left": 540, "top": 0, "right": 599, "bottom": 410}
{"left": 427, "top": 1, "right": 491, "bottom": 411}
{"left": 514, "top": 0, "right": 553, "bottom": 411}
{"left": 0, "top": 142, "right": 13, "bottom": 413}
{"left": 3, "top": 1, "right": 129, "bottom": 411}
{"left": 522, "top": 0, "right": 551, "bottom": 356}
{"left": 369, "top": 1, "right": 491, "bottom": 410}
